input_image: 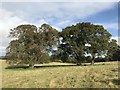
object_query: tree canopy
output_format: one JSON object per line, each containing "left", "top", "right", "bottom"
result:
{"left": 6, "top": 22, "right": 119, "bottom": 67}
{"left": 6, "top": 24, "right": 58, "bottom": 68}
{"left": 59, "top": 22, "right": 117, "bottom": 65}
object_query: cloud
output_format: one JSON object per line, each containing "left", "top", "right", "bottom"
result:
{"left": 1, "top": 0, "right": 120, "bottom": 2}
{"left": 0, "top": 9, "right": 48, "bottom": 56}
{"left": 94, "top": 22, "right": 118, "bottom": 29}
{"left": 0, "top": 46, "right": 6, "bottom": 50}
{"left": 52, "top": 26, "right": 61, "bottom": 31}
{"left": 0, "top": 2, "right": 117, "bottom": 56}
{"left": 0, "top": 8, "right": 27, "bottom": 47}
{"left": 2, "top": 2, "right": 115, "bottom": 22}
{"left": 2, "top": 2, "right": 115, "bottom": 30}
{"left": 0, "top": 9, "right": 25, "bottom": 55}
{"left": 53, "top": 20, "right": 72, "bottom": 31}
{"left": 103, "top": 23, "right": 118, "bottom": 30}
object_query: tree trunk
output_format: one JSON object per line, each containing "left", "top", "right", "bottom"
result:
{"left": 76, "top": 59, "right": 82, "bottom": 66}
{"left": 77, "top": 62, "right": 82, "bottom": 66}
{"left": 91, "top": 59, "right": 94, "bottom": 65}
{"left": 29, "top": 63, "right": 34, "bottom": 68}
{"left": 91, "top": 54, "right": 95, "bottom": 65}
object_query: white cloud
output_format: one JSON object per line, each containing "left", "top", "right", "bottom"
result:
{"left": 52, "top": 26, "right": 61, "bottom": 31}
{"left": 1, "top": 2, "right": 115, "bottom": 30}
{"left": 0, "top": 46, "right": 6, "bottom": 56}
{"left": 0, "top": 8, "right": 26, "bottom": 31}
{"left": 94, "top": 22, "right": 117, "bottom": 29}
{"left": 35, "top": 19, "right": 49, "bottom": 26}
{"left": 1, "top": 0, "right": 120, "bottom": 2}
{"left": 56, "top": 20, "right": 71, "bottom": 27}
{"left": 103, "top": 23, "right": 118, "bottom": 30}
{"left": 53, "top": 20, "right": 72, "bottom": 31}
{"left": 0, "top": 9, "right": 48, "bottom": 55}
{"left": 0, "top": 2, "right": 117, "bottom": 56}
{"left": 0, "top": 8, "right": 28, "bottom": 46}
{"left": 0, "top": 46, "right": 6, "bottom": 50}
{"left": 2, "top": 2, "right": 115, "bottom": 21}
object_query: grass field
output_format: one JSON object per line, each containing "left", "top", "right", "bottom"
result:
{"left": 1, "top": 60, "right": 119, "bottom": 88}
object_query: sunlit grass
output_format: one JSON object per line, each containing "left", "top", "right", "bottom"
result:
{"left": 1, "top": 60, "right": 119, "bottom": 88}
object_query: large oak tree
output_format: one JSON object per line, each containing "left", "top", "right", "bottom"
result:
{"left": 6, "top": 24, "right": 58, "bottom": 68}
{"left": 59, "top": 22, "right": 113, "bottom": 65}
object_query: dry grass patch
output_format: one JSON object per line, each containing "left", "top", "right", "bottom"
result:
{"left": 1, "top": 60, "right": 119, "bottom": 88}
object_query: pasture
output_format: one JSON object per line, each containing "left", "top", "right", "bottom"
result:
{"left": 1, "top": 60, "right": 119, "bottom": 88}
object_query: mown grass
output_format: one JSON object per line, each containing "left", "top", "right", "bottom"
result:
{"left": 1, "top": 60, "right": 119, "bottom": 88}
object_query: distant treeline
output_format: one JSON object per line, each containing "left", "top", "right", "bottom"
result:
{"left": 0, "top": 56, "right": 7, "bottom": 60}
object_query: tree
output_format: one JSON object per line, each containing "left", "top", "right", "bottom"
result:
{"left": 6, "top": 24, "right": 58, "bottom": 68}
{"left": 106, "top": 39, "right": 119, "bottom": 61}
{"left": 59, "top": 22, "right": 112, "bottom": 65}
{"left": 59, "top": 23, "right": 90, "bottom": 65}
{"left": 87, "top": 24, "right": 112, "bottom": 64}
{"left": 39, "top": 24, "right": 59, "bottom": 54}
{"left": 112, "top": 45, "right": 120, "bottom": 61}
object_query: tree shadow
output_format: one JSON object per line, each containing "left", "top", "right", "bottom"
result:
{"left": 35, "top": 64, "right": 78, "bottom": 68}
{"left": 5, "top": 63, "right": 108, "bottom": 69}
{"left": 112, "top": 79, "right": 120, "bottom": 85}
{"left": 5, "top": 64, "right": 82, "bottom": 69}
{"left": 5, "top": 65, "right": 29, "bottom": 69}
{"left": 111, "top": 68, "right": 118, "bottom": 72}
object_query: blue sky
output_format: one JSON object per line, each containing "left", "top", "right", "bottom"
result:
{"left": 0, "top": 1, "right": 119, "bottom": 56}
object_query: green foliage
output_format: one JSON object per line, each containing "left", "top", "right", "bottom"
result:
{"left": 59, "top": 22, "right": 113, "bottom": 65}
{"left": 106, "top": 39, "right": 118, "bottom": 61}
{"left": 6, "top": 24, "right": 58, "bottom": 67}
{"left": 6, "top": 22, "right": 118, "bottom": 66}
{"left": 0, "top": 56, "right": 7, "bottom": 60}
{"left": 112, "top": 45, "right": 120, "bottom": 61}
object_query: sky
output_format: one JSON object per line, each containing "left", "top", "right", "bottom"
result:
{"left": 0, "top": 1, "right": 119, "bottom": 56}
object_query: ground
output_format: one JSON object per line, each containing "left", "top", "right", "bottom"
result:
{"left": 1, "top": 60, "right": 119, "bottom": 88}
